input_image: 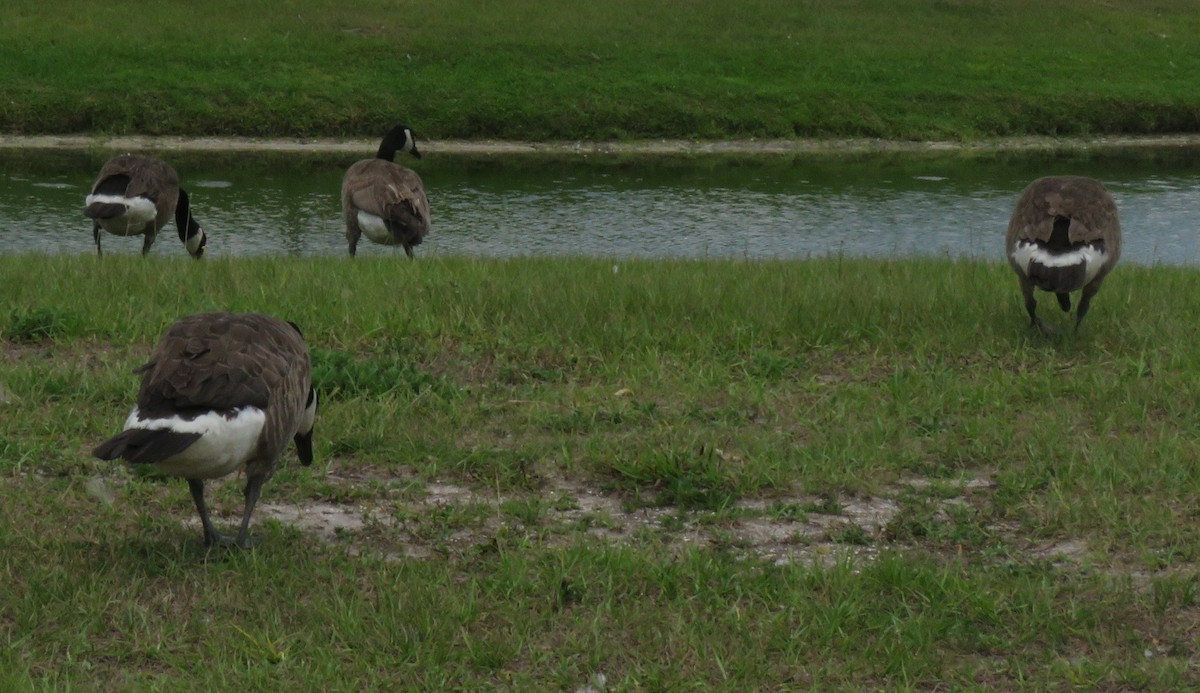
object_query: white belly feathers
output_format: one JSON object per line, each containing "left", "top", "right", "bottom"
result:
{"left": 357, "top": 211, "right": 395, "bottom": 244}
{"left": 85, "top": 194, "right": 158, "bottom": 235}
{"left": 123, "top": 406, "right": 266, "bottom": 479}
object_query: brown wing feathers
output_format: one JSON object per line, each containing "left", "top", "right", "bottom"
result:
{"left": 131, "top": 314, "right": 308, "bottom": 436}
{"left": 1008, "top": 176, "right": 1119, "bottom": 248}
{"left": 349, "top": 164, "right": 429, "bottom": 224}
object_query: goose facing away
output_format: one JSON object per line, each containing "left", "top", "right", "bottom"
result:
{"left": 84, "top": 154, "right": 207, "bottom": 258}
{"left": 341, "top": 124, "right": 430, "bottom": 258}
{"left": 1005, "top": 175, "right": 1121, "bottom": 333}
{"left": 93, "top": 312, "right": 317, "bottom": 548}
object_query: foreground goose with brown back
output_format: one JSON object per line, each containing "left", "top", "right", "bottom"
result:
{"left": 1005, "top": 175, "right": 1122, "bottom": 333}
{"left": 84, "top": 154, "right": 207, "bottom": 258}
{"left": 341, "top": 124, "right": 430, "bottom": 258}
{"left": 93, "top": 312, "right": 316, "bottom": 548}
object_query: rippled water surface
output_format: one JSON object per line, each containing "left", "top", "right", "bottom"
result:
{"left": 2, "top": 147, "right": 1198, "bottom": 264}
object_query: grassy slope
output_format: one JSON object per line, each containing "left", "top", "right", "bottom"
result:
{"left": 3, "top": 0, "right": 1200, "bottom": 139}
{"left": 4, "top": 254, "right": 1200, "bottom": 688}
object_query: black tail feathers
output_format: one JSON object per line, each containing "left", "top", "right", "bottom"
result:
{"left": 93, "top": 428, "right": 201, "bottom": 464}
{"left": 1027, "top": 260, "right": 1087, "bottom": 295}
{"left": 84, "top": 202, "right": 128, "bottom": 220}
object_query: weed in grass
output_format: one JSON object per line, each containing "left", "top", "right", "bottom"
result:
{"left": 805, "top": 495, "right": 845, "bottom": 516}
{"left": 1149, "top": 573, "right": 1199, "bottom": 629}
{"left": 454, "top": 450, "right": 540, "bottom": 491}
{"left": 833, "top": 524, "right": 873, "bottom": 546}
{"left": 312, "top": 347, "right": 455, "bottom": 400}
{"left": 0, "top": 439, "right": 36, "bottom": 476}
{"left": 609, "top": 443, "right": 739, "bottom": 512}
{"left": 884, "top": 495, "right": 941, "bottom": 542}
{"left": 737, "top": 350, "right": 806, "bottom": 381}
{"left": 500, "top": 498, "right": 546, "bottom": 526}
{"left": 549, "top": 494, "right": 578, "bottom": 513}
{"left": 768, "top": 501, "right": 809, "bottom": 522}
{"left": 538, "top": 399, "right": 660, "bottom": 434}
{"left": 5, "top": 308, "right": 72, "bottom": 343}
{"left": 937, "top": 504, "right": 993, "bottom": 548}
{"left": 231, "top": 624, "right": 289, "bottom": 665}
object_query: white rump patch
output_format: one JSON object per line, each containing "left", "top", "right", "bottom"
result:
{"left": 124, "top": 406, "right": 266, "bottom": 479}
{"left": 1011, "top": 242, "right": 1108, "bottom": 285}
{"left": 357, "top": 211, "right": 395, "bottom": 244}
{"left": 85, "top": 194, "right": 157, "bottom": 235}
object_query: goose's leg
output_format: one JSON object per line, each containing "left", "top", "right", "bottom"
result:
{"left": 1019, "top": 276, "right": 1050, "bottom": 334}
{"left": 232, "top": 474, "right": 267, "bottom": 549}
{"left": 187, "top": 478, "right": 233, "bottom": 546}
{"left": 93, "top": 223, "right": 103, "bottom": 256}
{"left": 347, "top": 225, "right": 361, "bottom": 257}
{"left": 1056, "top": 292, "right": 1072, "bottom": 312}
{"left": 1074, "top": 282, "right": 1101, "bottom": 333}
{"left": 140, "top": 231, "right": 155, "bottom": 256}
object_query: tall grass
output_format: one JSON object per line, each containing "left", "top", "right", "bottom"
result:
{"left": 3, "top": 1, "right": 1200, "bottom": 139}
{"left": 5, "top": 254, "right": 1200, "bottom": 688}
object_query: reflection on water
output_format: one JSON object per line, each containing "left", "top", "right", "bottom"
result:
{"left": 1, "top": 147, "right": 1197, "bottom": 264}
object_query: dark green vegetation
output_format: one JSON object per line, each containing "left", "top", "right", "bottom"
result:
{"left": 4, "top": 254, "right": 1200, "bottom": 688}
{"left": 4, "top": 0, "right": 1200, "bottom": 140}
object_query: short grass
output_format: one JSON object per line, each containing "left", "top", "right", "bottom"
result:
{"left": 4, "top": 254, "right": 1200, "bottom": 689}
{"left": 3, "top": 0, "right": 1200, "bottom": 140}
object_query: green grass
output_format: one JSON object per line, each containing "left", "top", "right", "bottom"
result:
{"left": 3, "top": 0, "right": 1200, "bottom": 140}
{"left": 4, "top": 253, "right": 1200, "bottom": 688}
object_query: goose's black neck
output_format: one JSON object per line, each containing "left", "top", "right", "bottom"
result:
{"left": 375, "top": 144, "right": 397, "bottom": 161}
{"left": 175, "top": 189, "right": 206, "bottom": 258}
{"left": 376, "top": 125, "right": 419, "bottom": 161}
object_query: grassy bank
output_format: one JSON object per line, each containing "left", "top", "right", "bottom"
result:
{"left": 4, "top": 1, "right": 1200, "bottom": 140}
{"left": 4, "top": 254, "right": 1200, "bottom": 688}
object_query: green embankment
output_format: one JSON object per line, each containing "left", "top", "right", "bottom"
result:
{"left": 3, "top": 0, "right": 1200, "bottom": 140}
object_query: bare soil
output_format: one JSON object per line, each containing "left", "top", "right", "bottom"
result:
{"left": 168, "top": 466, "right": 1000, "bottom": 568}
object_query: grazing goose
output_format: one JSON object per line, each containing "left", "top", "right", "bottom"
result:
{"left": 341, "top": 124, "right": 430, "bottom": 258}
{"left": 93, "top": 312, "right": 317, "bottom": 548}
{"left": 84, "top": 154, "right": 207, "bottom": 258}
{"left": 1005, "top": 175, "right": 1122, "bottom": 333}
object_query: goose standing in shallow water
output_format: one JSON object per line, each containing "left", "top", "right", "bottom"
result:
{"left": 341, "top": 124, "right": 430, "bottom": 258}
{"left": 93, "top": 312, "right": 317, "bottom": 548}
{"left": 84, "top": 154, "right": 207, "bottom": 258}
{"left": 1005, "top": 175, "right": 1121, "bottom": 333}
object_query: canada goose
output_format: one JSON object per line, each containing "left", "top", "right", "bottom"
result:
{"left": 84, "top": 154, "right": 207, "bottom": 258}
{"left": 93, "top": 312, "right": 316, "bottom": 548}
{"left": 1005, "top": 175, "right": 1122, "bottom": 333}
{"left": 341, "top": 124, "right": 430, "bottom": 258}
